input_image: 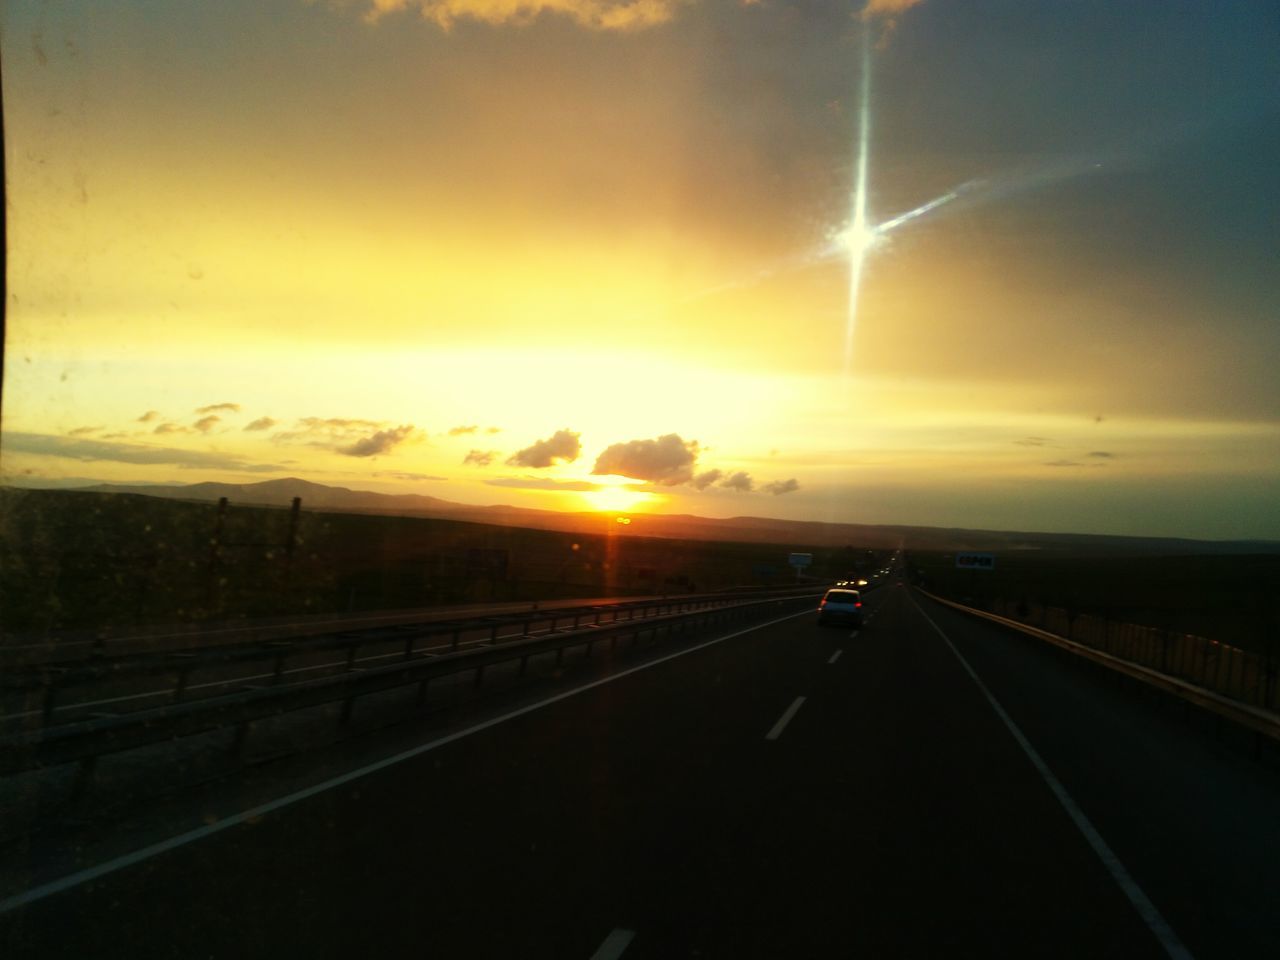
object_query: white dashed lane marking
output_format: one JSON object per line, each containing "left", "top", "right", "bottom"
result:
{"left": 590, "top": 928, "right": 636, "bottom": 960}
{"left": 765, "top": 697, "right": 807, "bottom": 741}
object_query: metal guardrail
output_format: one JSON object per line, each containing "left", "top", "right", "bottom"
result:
{"left": 919, "top": 589, "right": 1280, "bottom": 744}
{"left": 981, "top": 597, "right": 1278, "bottom": 713}
{"left": 3, "top": 586, "right": 820, "bottom": 667}
{"left": 1, "top": 589, "right": 819, "bottom": 730}
{"left": 0, "top": 593, "right": 823, "bottom": 780}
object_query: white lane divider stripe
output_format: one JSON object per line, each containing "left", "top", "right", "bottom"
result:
{"left": 766, "top": 696, "right": 807, "bottom": 741}
{"left": 590, "top": 928, "right": 636, "bottom": 960}
{"left": 828, "top": 650, "right": 842, "bottom": 664}
{"left": 909, "top": 597, "right": 1194, "bottom": 960}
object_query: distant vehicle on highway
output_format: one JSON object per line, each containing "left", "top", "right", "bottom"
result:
{"left": 818, "top": 589, "right": 863, "bottom": 627}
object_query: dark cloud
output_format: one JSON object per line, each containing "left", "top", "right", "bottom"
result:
{"left": 301, "top": 417, "right": 381, "bottom": 429}
{"left": 67, "top": 426, "right": 102, "bottom": 437}
{"left": 507, "top": 429, "right": 582, "bottom": 468}
{"left": 593, "top": 433, "right": 698, "bottom": 486}
{"left": 1047, "top": 456, "right": 1109, "bottom": 468}
{"left": 692, "top": 468, "right": 723, "bottom": 490}
{"left": 763, "top": 478, "right": 800, "bottom": 495}
{"left": 195, "top": 402, "right": 241, "bottom": 414}
{"left": 464, "top": 449, "right": 497, "bottom": 467}
{"left": 861, "top": 0, "right": 928, "bottom": 49}
{"left": 244, "top": 417, "right": 277, "bottom": 432}
{"left": 486, "top": 476, "right": 601, "bottom": 492}
{"left": 338, "top": 425, "right": 416, "bottom": 457}
{"left": 154, "top": 422, "right": 191, "bottom": 435}
{"left": 272, "top": 417, "right": 388, "bottom": 447}
{"left": 448, "top": 425, "right": 478, "bottom": 436}
{"left": 137, "top": 410, "right": 160, "bottom": 423}
{"left": 2, "top": 432, "right": 288, "bottom": 473}
{"left": 359, "top": 0, "right": 682, "bottom": 32}
{"left": 193, "top": 415, "right": 221, "bottom": 434}
{"left": 374, "top": 470, "right": 447, "bottom": 481}
{"left": 1014, "top": 437, "right": 1050, "bottom": 447}
{"left": 719, "top": 470, "right": 754, "bottom": 492}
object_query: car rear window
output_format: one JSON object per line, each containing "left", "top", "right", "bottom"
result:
{"left": 824, "top": 590, "right": 859, "bottom": 602}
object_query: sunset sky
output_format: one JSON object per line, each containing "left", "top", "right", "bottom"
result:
{"left": 2, "top": 0, "right": 1278, "bottom": 539}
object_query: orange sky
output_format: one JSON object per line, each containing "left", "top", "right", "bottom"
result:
{"left": 3, "top": 0, "right": 1278, "bottom": 538}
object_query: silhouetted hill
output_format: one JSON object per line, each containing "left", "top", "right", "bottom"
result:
{"left": 61, "top": 478, "right": 1280, "bottom": 556}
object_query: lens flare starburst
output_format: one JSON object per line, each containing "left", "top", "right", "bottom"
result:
{"left": 843, "top": 27, "right": 875, "bottom": 373}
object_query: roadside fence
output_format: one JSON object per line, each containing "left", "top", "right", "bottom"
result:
{"left": 978, "top": 597, "right": 1277, "bottom": 714}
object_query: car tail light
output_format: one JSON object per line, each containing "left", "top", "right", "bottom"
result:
{"left": 855, "top": 602, "right": 862, "bottom": 607}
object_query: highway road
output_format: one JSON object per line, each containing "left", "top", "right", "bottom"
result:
{"left": 3, "top": 583, "right": 1278, "bottom": 958}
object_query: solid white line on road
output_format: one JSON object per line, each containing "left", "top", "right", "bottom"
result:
{"left": 909, "top": 596, "right": 1195, "bottom": 960}
{"left": 849, "top": 630, "right": 860, "bottom": 640}
{"left": 0, "top": 607, "right": 816, "bottom": 915}
{"left": 766, "top": 696, "right": 807, "bottom": 741}
{"left": 828, "top": 650, "right": 843, "bottom": 664}
{"left": 590, "top": 928, "right": 636, "bottom": 960}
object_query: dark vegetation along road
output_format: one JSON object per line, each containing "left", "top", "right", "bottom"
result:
{"left": 3, "top": 580, "right": 1279, "bottom": 958}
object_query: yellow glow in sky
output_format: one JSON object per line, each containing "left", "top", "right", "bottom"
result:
{"left": 1, "top": 0, "right": 1277, "bottom": 540}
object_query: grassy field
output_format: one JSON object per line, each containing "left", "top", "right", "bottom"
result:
{"left": 906, "top": 548, "right": 1280, "bottom": 656}
{"left": 0, "top": 489, "right": 887, "bottom": 639}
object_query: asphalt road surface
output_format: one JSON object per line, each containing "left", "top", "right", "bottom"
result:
{"left": 4, "top": 584, "right": 1278, "bottom": 958}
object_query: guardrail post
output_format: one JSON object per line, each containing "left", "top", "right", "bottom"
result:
{"left": 172, "top": 655, "right": 197, "bottom": 702}
{"left": 490, "top": 623, "right": 500, "bottom": 644}
{"left": 452, "top": 628, "right": 462, "bottom": 651}
{"left": 41, "top": 675, "right": 60, "bottom": 725}
{"left": 232, "top": 721, "right": 251, "bottom": 761}
{"left": 345, "top": 642, "right": 359, "bottom": 672}
{"left": 70, "top": 755, "right": 98, "bottom": 808}
{"left": 403, "top": 636, "right": 415, "bottom": 660}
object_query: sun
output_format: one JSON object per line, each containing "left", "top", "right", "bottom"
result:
{"left": 837, "top": 219, "right": 881, "bottom": 261}
{"left": 581, "top": 476, "right": 654, "bottom": 513}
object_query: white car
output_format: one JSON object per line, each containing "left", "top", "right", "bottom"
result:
{"left": 818, "top": 589, "right": 863, "bottom": 627}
